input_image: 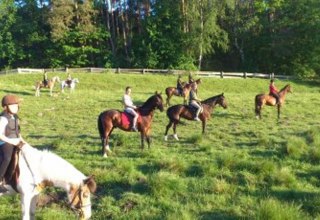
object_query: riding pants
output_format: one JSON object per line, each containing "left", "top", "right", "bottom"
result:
{"left": 190, "top": 101, "right": 202, "bottom": 118}
{"left": 270, "top": 92, "right": 280, "bottom": 104}
{"left": 125, "top": 107, "right": 138, "bottom": 128}
{"left": 0, "top": 143, "right": 14, "bottom": 179}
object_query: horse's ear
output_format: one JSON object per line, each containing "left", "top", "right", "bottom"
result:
{"left": 155, "top": 91, "right": 159, "bottom": 95}
{"left": 221, "top": 93, "right": 224, "bottom": 96}
{"left": 84, "top": 175, "right": 97, "bottom": 193}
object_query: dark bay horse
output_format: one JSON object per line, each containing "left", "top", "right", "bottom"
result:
{"left": 255, "top": 84, "right": 292, "bottom": 119}
{"left": 165, "top": 78, "right": 202, "bottom": 106}
{"left": 164, "top": 93, "right": 227, "bottom": 141}
{"left": 98, "top": 92, "right": 164, "bottom": 157}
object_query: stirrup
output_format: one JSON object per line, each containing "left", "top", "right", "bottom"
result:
{"left": 194, "top": 117, "right": 200, "bottom": 121}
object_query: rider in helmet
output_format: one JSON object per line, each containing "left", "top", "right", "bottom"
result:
{"left": 269, "top": 79, "right": 280, "bottom": 104}
{"left": 0, "top": 94, "right": 22, "bottom": 192}
{"left": 43, "top": 71, "right": 48, "bottom": 87}
{"left": 189, "top": 83, "right": 202, "bottom": 121}
{"left": 176, "top": 75, "right": 183, "bottom": 96}
{"left": 123, "top": 87, "right": 139, "bottom": 131}
{"left": 66, "top": 73, "right": 72, "bottom": 86}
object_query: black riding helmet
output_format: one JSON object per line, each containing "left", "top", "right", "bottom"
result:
{"left": 2, "top": 94, "right": 20, "bottom": 107}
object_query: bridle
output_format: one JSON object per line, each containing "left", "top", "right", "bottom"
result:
{"left": 69, "top": 184, "right": 91, "bottom": 219}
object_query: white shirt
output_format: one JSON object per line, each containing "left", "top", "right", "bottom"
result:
{"left": 123, "top": 94, "right": 135, "bottom": 109}
{"left": 0, "top": 116, "right": 9, "bottom": 145}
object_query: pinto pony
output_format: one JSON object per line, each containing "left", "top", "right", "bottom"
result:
{"left": 98, "top": 92, "right": 164, "bottom": 157}
{"left": 61, "top": 78, "right": 79, "bottom": 93}
{"left": 255, "top": 84, "right": 292, "bottom": 119}
{"left": 164, "top": 93, "right": 227, "bottom": 141}
{"left": 165, "top": 78, "right": 202, "bottom": 106}
{"left": 35, "top": 76, "right": 60, "bottom": 97}
{"left": 0, "top": 142, "right": 96, "bottom": 220}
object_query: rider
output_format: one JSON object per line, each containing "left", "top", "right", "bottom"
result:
{"left": 189, "top": 83, "right": 202, "bottom": 121}
{"left": 269, "top": 79, "right": 280, "bottom": 104}
{"left": 43, "top": 71, "right": 48, "bottom": 86}
{"left": 123, "top": 87, "right": 139, "bottom": 131}
{"left": 176, "top": 75, "right": 183, "bottom": 96}
{"left": 0, "top": 94, "right": 22, "bottom": 193}
{"left": 188, "top": 73, "right": 194, "bottom": 83}
{"left": 66, "top": 73, "right": 72, "bottom": 85}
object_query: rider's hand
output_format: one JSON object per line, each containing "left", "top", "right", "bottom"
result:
{"left": 10, "top": 138, "right": 22, "bottom": 146}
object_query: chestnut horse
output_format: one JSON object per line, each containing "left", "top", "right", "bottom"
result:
{"left": 165, "top": 78, "right": 202, "bottom": 106}
{"left": 255, "top": 84, "right": 292, "bottom": 119}
{"left": 164, "top": 93, "right": 227, "bottom": 141}
{"left": 35, "top": 76, "right": 60, "bottom": 97}
{"left": 97, "top": 92, "right": 164, "bottom": 157}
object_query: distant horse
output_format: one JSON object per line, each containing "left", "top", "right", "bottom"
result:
{"left": 0, "top": 142, "right": 96, "bottom": 220}
{"left": 35, "top": 76, "right": 60, "bottom": 97}
{"left": 98, "top": 92, "right": 164, "bottom": 157}
{"left": 164, "top": 93, "right": 227, "bottom": 141}
{"left": 61, "top": 78, "right": 79, "bottom": 93}
{"left": 165, "top": 78, "right": 202, "bottom": 106}
{"left": 255, "top": 84, "right": 292, "bottom": 119}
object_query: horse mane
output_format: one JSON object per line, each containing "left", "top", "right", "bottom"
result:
{"left": 24, "top": 143, "right": 86, "bottom": 186}
{"left": 201, "top": 93, "right": 223, "bottom": 105}
{"left": 279, "top": 84, "right": 290, "bottom": 92}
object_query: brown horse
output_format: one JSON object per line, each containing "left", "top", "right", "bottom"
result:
{"left": 35, "top": 76, "right": 60, "bottom": 96}
{"left": 97, "top": 92, "right": 164, "bottom": 157}
{"left": 255, "top": 84, "right": 292, "bottom": 119}
{"left": 164, "top": 93, "right": 227, "bottom": 141}
{"left": 165, "top": 78, "right": 202, "bottom": 106}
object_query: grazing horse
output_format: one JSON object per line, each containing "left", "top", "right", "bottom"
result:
{"left": 61, "top": 78, "right": 79, "bottom": 93}
{"left": 98, "top": 92, "right": 164, "bottom": 157}
{"left": 164, "top": 93, "right": 227, "bottom": 141}
{"left": 0, "top": 142, "right": 96, "bottom": 220}
{"left": 165, "top": 78, "right": 202, "bottom": 106}
{"left": 255, "top": 84, "right": 292, "bottom": 119}
{"left": 35, "top": 76, "right": 60, "bottom": 97}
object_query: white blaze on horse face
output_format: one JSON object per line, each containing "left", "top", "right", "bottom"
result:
{"left": 8, "top": 104, "right": 19, "bottom": 114}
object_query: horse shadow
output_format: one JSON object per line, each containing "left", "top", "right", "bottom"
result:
{"left": 0, "top": 89, "right": 34, "bottom": 96}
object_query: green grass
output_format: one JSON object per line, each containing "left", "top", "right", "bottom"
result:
{"left": 0, "top": 73, "right": 320, "bottom": 219}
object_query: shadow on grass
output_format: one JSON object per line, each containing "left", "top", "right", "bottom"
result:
{"left": 0, "top": 89, "right": 34, "bottom": 96}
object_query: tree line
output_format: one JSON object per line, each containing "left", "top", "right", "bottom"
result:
{"left": 0, "top": 0, "right": 319, "bottom": 78}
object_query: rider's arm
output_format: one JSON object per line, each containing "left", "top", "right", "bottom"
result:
{"left": 0, "top": 117, "right": 20, "bottom": 146}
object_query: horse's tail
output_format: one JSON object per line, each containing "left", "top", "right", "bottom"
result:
{"left": 97, "top": 113, "right": 105, "bottom": 139}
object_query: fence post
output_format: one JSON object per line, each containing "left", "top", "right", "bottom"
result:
{"left": 220, "top": 71, "right": 224, "bottom": 78}
{"left": 244, "top": 72, "right": 247, "bottom": 79}
{"left": 66, "top": 67, "right": 69, "bottom": 73}
{"left": 116, "top": 67, "right": 120, "bottom": 73}
{"left": 142, "top": 69, "right": 145, "bottom": 74}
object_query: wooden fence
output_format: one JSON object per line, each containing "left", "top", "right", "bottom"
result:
{"left": 0, "top": 67, "right": 293, "bottom": 79}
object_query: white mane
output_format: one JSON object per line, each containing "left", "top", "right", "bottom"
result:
{"left": 21, "top": 143, "right": 85, "bottom": 189}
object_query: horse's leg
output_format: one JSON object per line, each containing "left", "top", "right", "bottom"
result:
{"left": 49, "top": 86, "right": 53, "bottom": 96}
{"left": 102, "top": 127, "right": 113, "bottom": 158}
{"left": 146, "top": 130, "right": 151, "bottom": 149}
{"left": 140, "top": 131, "right": 145, "bottom": 150}
{"left": 164, "top": 121, "right": 173, "bottom": 141}
{"left": 166, "top": 94, "right": 171, "bottom": 107}
{"left": 21, "top": 193, "right": 33, "bottom": 220}
{"left": 30, "top": 195, "right": 38, "bottom": 220}
{"left": 173, "top": 122, "right": 179, "bottom": 141}
{"left": 277, "top": 105, "right": 281, "bottom": 120}
{"left": 202, "top": 120, "right": 206, "bottom": 134}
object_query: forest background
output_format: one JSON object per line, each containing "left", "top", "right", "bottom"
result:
{"left": 0, "top": 0, "right": 319, "bottom": 79}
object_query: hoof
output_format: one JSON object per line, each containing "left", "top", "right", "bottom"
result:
{"left": 164, "top": 135, "right": 168, "bottom": 141}
{"left": 173, "top": 134, "right": 179, "bottom": 141}
{"left": 103, "top": 153, "right": 108, "bottom": 158}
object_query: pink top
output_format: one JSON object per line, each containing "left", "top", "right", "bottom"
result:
{"left": 269, "top": 84, "right": 278, "bottom": 94}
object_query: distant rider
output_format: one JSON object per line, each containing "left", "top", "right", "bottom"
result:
{"left": 43, "top": 72, "right": 48, "bottom": 86}
{"left": 176, "top": 75, "right": 183, "bottom": 96}
{"left": 189, "top": 83, "right": 202, "bottom": 121}
{"left": 123, "top": 87, "right": 139, "bottom": 131}
{"left": 269, "top": 79, "right": 280, "bottom": 104}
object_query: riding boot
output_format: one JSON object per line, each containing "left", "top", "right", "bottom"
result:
{"left": 132, "top": 117, "right": 138, "bottom": 132}
{"left": 0, "top": 178, "right": 8, "bottom": 193}
{"left": 194, "top": 108, "right": 201, "bottom": 121}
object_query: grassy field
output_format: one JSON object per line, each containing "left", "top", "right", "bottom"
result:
{"left": 0, "top": 72, "right": 320, "bottom": 219}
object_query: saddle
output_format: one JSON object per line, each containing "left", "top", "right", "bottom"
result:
{"left": 186, "top": 104, "right": 203, "bottom": 117}
{"left": 4, "top": 146, "right": 20, "bottom": 192}
{"left": 121, "top": 112, "right": 141, "bottom": 128}
{"left": 66, "top": 80, "right": 72, "bottom": 86}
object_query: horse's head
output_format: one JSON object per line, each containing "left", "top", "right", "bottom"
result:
{"left": 154, "top": 91, "right": 164, "bottom": 112}
{"left": 286, "top": 84, "right": 292, "bottom": 93}
{"left": 217, "top": 93, "right": 228, "bottom": 109}
{"left": 196, "top": 78, "right": 202, "bottom": 84}
{"left": 73, "top": 78, "right": 80, "bottom": 83}
{"left": 68, "top": 176, "right": 96, "bottom": 220}
{"left": 53, "top": 76, "right": 61, "bottom": 83}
